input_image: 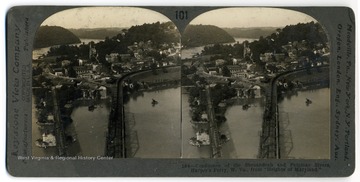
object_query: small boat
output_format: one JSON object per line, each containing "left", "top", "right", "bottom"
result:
{"left": 151, "top": 99, "right": 158, "bottom": 105}
{"left": 88, "top": 104, "right": 96, "bottom": 111}
{"left": 306, "top": 98, "right": 312, "bottom": 105}
{"left": 242, "top": 104, "right": 250, "bottom": 110}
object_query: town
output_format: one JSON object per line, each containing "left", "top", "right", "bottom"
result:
{"left": 32, "top": 22, "right": 181, "bottom": 156}
{"left": 32, "top": 19, "right": 330, "bottom": 159}
{"left": 182, "top": 21, "right": 330, "bottom": 159}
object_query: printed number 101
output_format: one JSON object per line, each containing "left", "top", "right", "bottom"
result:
{"left": 175, "top": 11, "right": 188, "bottom": 20}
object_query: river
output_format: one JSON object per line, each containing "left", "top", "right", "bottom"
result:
{"left": 220, "top": 98, "right": 265, "bottom": 159}
{"left": 32, "top": 38, "right": 103, "bottom": 60}
{"left": 181, "top": 37, "right": 257, "bottom": 59}
{"left": 217, "top": 87, "right": 329, "bottom": 159}
{"left": 125, "top": 87, "right": 181, "bottom": 158}
{"left": 66, "top": 100, "right": 110, "bottom": 156}
{"left": 32, "top": 97, "right": 111, "bottom": 157}
{"left": 278, "top": 88, "right": 330, "bottom": 159}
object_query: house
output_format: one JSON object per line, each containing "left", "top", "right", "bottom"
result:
{"left": 119, "top": 54, "right": 131, "bottom": 62}
{"left": 201, "top": 113, "right": 208, "bottom": 122}
{"left": 61, "top": 60, "right": 71, "bottom": 67}
{"left": 260, "top": 52, "right": 273, "bottom": 62}
{"left": 249, "top": 85, "right": 262, "bottom": 98}
{"left": 274, "top": 53, "right": 285, "bottom": 62}
{"left": 78, "top": 59, "right": 85, "bottom": 66}
{"left": 73, "top": 66, "right": 92, "bottom": 78}
{"left": 196, "top": 131, "right": 210, "bottom": 145}
{"left": 207, "top": 67, "right": 218, "bottom": 75}
{"left": 52, "top": 68, "right": 64, "bottom": 76}
{"left": 105, "top": 52, "right": 120, "bottom": 63}
{"left": 215, "top": 59, "right": 226, "bottom": 66}
{"left": 73, "top": 66, "right": 90, "bottom": 75}
{"left": 227, "top": 65, "right": 244, "bottom": 75}
{"left": 42, "top": 133, "right": 56, "bottom": 147}
{"left": 97, "top": 86, "right": 107, "bottom": 99}
{"left": 232, "top": 58, "right": 239, "bottom": 65}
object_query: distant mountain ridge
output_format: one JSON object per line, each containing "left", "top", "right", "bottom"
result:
{"left": 34, "top": 26, "right": 81, "bottom": 48}
{"left": 182, "top": 25, "right": 235, "bottom": 47}
{"left": 69, "top": 28, "right": 127, "bottom": 39}
{"left": 222, "top": 27, "right": 280, "bottom": 38}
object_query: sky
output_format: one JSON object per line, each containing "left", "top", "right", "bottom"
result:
{"left": 41, "top": 7, "right": 317, "bottom": 29}
{"left": 190, "top": 7, "right": 317, "bottom": 28}
{"left": 41, "top": 7, "right": 172, "bottom": 29}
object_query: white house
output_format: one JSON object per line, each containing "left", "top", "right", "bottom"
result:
{"left": 196, "top": 131, "right": 210, "bottom": 145}
{"left": 250, "top": 85, "right": 262, "bottom": 98}
{"left": 98, "top": 86, "right": 107, "bottom": 99}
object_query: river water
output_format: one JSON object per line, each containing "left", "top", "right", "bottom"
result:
{"left": 181, "top": 37, "right": 256, "bottom": 59}
{"left": 218, "top": 88, "right": 330, "bottom": 159}
{"left": 220, "top": 98, "right": 265, "bottom": 159}
{"left": 32, "top": 97, "right": 111, "bottom": 157}
{"left": 278, "top": 88, "right": 330, "bottom": 159}
{"left": 125, "top": 88, "right": 181, "bottom": 158}
{"left": 32, "top": 38, "right": 103, "bottom": 60}
{"left": 67, "top": 100, "right": 110, "bottom": 156}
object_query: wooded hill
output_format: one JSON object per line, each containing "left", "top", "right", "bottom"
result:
{"left": 34, "top": 26, "right": 81, "bottom": 48}
{"left": 222, "top": 27, "right": 279, "bottom": 38}
{"left": 182, "top": 25, "right": 235, "bottom": 47}
{"left": 69, "top": 28, "right": 125, "bottom": 39}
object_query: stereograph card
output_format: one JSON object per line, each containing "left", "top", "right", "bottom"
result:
{"left": 5, "top": 6, "right": 355, "bottom": 177}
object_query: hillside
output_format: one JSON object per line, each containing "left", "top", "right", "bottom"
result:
{"left": 182, "top": 25, "right": 235, "bottom": 47}
{"left": 69, "top": 28, "right": 125, "bottom": 39}
{"left": 222, "top": 27, "right": 279, "bottom": 38}
{"left": 34, "top": 26, "right": 81, "bottom": 48}
{"left": 202, "top": 22, "right": 328, "bottom": 62}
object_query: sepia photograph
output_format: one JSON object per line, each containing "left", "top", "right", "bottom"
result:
{"left": 32, "top": 7, "right": 329, "bottom": 160}
{"left": 181, "top": 7, "right": 330, "bottom": 159}
{"left": 31, "top": 7, "right": 182, "bottom": 158}
{"left": 4, "top": 3, "right": 356, "bottom": 177}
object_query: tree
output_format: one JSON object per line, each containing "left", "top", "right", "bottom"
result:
{"left": 222, "top": 66, "right": 231, "bottom": 77}
{"left": 112, "top": 64, "right": 123, "bottom": 73}
{"left": 67, "top": 67, "right": 77, "bottom": 78}
{"left": 150, "top": 62, "right": 158, "bottom": 75}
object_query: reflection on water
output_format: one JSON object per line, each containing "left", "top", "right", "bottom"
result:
{"left": 67, "top": 100, "right": 110, "bottom": 156}
{"left": 278, "top": 88, "right": 330, "bottom": 159}
{"left": 32, "top": 86, "right": 329, "bottom": 159}
{"left": 32, "top": 97, "right": 110, "bottom": 157}
{"left": 125, "top": 88, "right": 181, "bottom": 158}
{"left": 220, "top": 98, "right": 265, "bottom": 159}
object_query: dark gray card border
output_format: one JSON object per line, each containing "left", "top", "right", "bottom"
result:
{"left": 6, "top": 6, "right": 355, "bottom": 177}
